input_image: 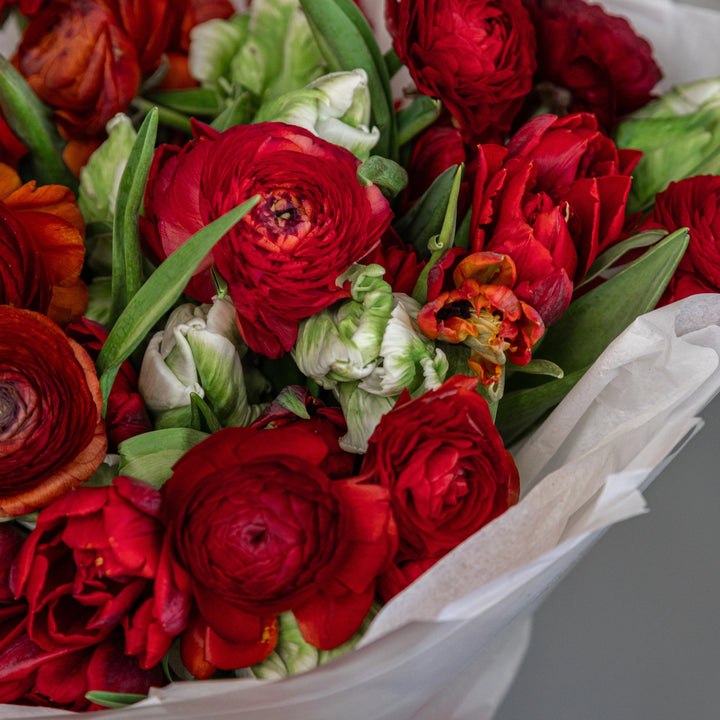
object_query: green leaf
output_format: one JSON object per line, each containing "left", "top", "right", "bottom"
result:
{"left": 189, "top": 392, "right": 223, "bottom": 433}
{"left": 85, "top": 692, "right": 147, "bottom": 709}
{"left": 0, "top": 55, "right": 77, "bottom": 190}
{"left": 144, "top": 88, "right": 222, "bottom": 116}
{"left": 496, "top": 227, "right": 690, "bottom": 444}
{"left": 576, "top": 229, "right": 668, "bottom": 290}
{"left": 394, "top": 166, "right": 457, "bottom": 256}
{"left": 97, "top": 195, "right": 261, "bottom": 410}
{"left": 412, "top": 164, "right": 464, "bottom": 304}
{"left": 396, "top": 96, "right": 442, "bottom": 146}
{"left": 384, "top": 48, "right": 402, "bottom": 78}
{"left": 118, "top": 428, "right": 208, "bottom": 488}
{"left": 357, "top": 155, "right": 408, "bottom": 198}
{"left": 131, "top": 97, "right": 192, "bottom": 133}
{"left": 299, "top": 0, "right": 396, "bottom": 159}
{"left": 275, "top": 386, "right": 311, "bottom": 419}
{"left": 540, "top": 228, "right": 689, "bottom": 373}
{"left": 496, "top": 368, "right": 587, "bottom": 446}
{"left": 212, "top": 91, "right": 253, "bottom": 131}
{"left": 509, "top": 358, "right": 564, "bottom": 379}
{"left": 110, "top": 108, "right": 159, "bottom": 326}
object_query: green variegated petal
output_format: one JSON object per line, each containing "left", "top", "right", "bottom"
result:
{"left": 335, "top": 381, "right": 395, "bottom": 453}
{"left": 79, "top": 114, "right": 136, "bottom": 225}
{"left": 189, "top": 16, "right": 249, "bottom": 86}
{"left": 308, "top": 69, "right": 371, "bottom": 125}
{"left": 314, "top": 117, "right": 379, "bottom": 159}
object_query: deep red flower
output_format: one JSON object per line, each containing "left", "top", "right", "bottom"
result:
{"left": 142, "top": 121, "right": 393, "bottom": 358}
{"left": 387, "top": 0, "right": 536, "bottom": 142}
{"left": 9, "top": 477, "right": 172, "bottom": 668}
{"left": 363, "top": 227, "right": 426, "bottom": 296}
{"left": 15, "top": 0, "right": 141, "bottom": 140}
{"left": 157, "top": 425, "right": 396, "bottom": 674}
{"left": 0, "top": 0, "right": 46, "bottom": 15}
{"left": 642, "top": 176, "right": 720, "bottom": 304}
{"left": 0, "top": 307, "right": 106, "bottom": 517}
{"left": 523, "top": 0, "right": 662, "bottom": 131}
{"left": 66, "top": 318, "right": 153, "bottom": 451}
{"left": 470, "top": 113, "right": 639, "bottom": 324}
{"left": 360, "top": 375, "right": 520, "bottom": 600}
{"left": 0, "top": 113, "right": 28, "bottom": 169}
{"left": 250, "top": 386, "right": 355, "bottom": 479}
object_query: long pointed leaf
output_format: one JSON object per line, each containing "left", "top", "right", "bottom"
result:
{"left": 300, "top": 0, "right": 396, "bottom": 159}
{"left": 110, "top": 108, "right": 158, "bottom": 325}
{"left": 0, "top": 55, "right": 76, "bottom": 190}
{"left": 97, "top": 195, "right": 260, "bottom": 408}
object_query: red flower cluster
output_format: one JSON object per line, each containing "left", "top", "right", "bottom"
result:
{"left": 13, "top": 0, "right": 233, "bottom": 141}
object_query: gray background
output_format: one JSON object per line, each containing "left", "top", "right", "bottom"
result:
{"left": 495, "top": 393, "right": 720, "bottom": 719}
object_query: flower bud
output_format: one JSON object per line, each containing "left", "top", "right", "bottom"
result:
{"left": 138, "top": 296, "right": 264, "bottom": 428}
{"left": 255, "top": 69, "right": 380, "bottom": 159}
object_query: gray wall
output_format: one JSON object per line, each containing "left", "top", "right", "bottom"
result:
{"left": 495, "top": 394, "right": 720, "bottom": 719}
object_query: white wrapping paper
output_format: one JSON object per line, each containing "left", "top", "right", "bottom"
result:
{"left": 4, "top": 1, "right": 720, "bottom": 718}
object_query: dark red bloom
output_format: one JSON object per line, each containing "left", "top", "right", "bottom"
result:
{"left": 66, "top": 318, "right": 153, "bottom": 450}
{"left": 523, "top": 0, "right": 662, "bottom": 131}
{"left": 387, "top": 0, "right": 536, "bottom": 142}
{"left": 0, "top": 307, "right": 106, "bottom": 517}
{"left": 157, "top": 425, "right": 396, "bottom": 674}
{"left": 470, "top": 113, "right": 639, "bottom": 324}
{"left": 9, "top": 477, "right": 172, "bottom": 669}
{"left": 15, "top": 0, "right": 141, "bottom": 139}
{"left": 364, "top": 227, "right": 426, "bottom": 296}
{"left": 643, "top": 176, "right": 720, "bottom": 304}
{"left": 142, "top": 121, "right": 393, "bottom": 358}
{"left": 360, "top": 375, "right": 520, "bottom": 600}
{"left": 0, "top": 0, "right": 46, "bottom": 14}
{"left": 0, "top": 114, "right": 28, "bottom": 169}
{"left": 250, "top": 386, "right": 355, "bottom": 479}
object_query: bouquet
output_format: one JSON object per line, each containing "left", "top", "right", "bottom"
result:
{"left": 1, "top": 0, "right": 720, "bottom": 717}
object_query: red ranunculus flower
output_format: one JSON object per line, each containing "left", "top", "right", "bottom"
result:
{"left": 15, "top": 0, "right": 141, "bottom": 139}
{"left": 66, "top": 318, "right": 152, "bottom": 451}
{"left": 0, "top": 307, "right": 107, "bottom": 517}
{"left": 470, "top": 113, "right": 640, "bottom": 324}
{"left": 523, "top": 0, "right": 662, "bottom": 131}
{"left": 250, "top": 386, "right": 356, "bottom": 479}
{"left": 142, "top": 121, "right": 393, "bottom": 358}
{"left": 360, "top": 375, "right": 520, "bottom": 600}
{"left": 0, "top": 163, "right": 87, "bottom": 325}
{"left": 9, "top": 477, "right": 172, "bottom": 668}
{"left": 157, "top": 425, "right": 397, "bottom": 676}
{"left": 642, "top": 176, "right": 720, "bottom": 304}
{"left": 386, "top": 0, "right": 537, "bottom": 142}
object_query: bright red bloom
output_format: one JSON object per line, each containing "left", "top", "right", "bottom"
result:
{"left": 360, "top": 375, "right": 520, "bottom": 600}
{"left": 0, "top": 308, "right": 106, "bottom": 517}
{"left": 523, "top": 0, "right": 662, "bottom": 131}
{"left": 470, "top": 113, "right": 640, "bottom": 324}
{"left": 9, "top": 477, "right": 172, "bottom": 668}
{"left": 15, "top": 0, "right": 141, "bottom": 139}
{"left": 387, "top": 0, "right": 536, "bottom": 142}
{"left": 66, "top": 318, "right": 153, "bottom": 451}
{"left": 643, "top": 176, "right": 720, "bottom": 304}
{"left": 363, "top": 227, "right": 426, "bottom": 296}
{"left": 157, "top": 425, "right": 396, "bottom": 673}
{"left": 250, "top": 386, "right": 355, "bottom": 480}
{"left": 418, "top": 252, "right": 544, "bottom": 385}
{"left": 0, "top": 113, "right": 28, "bottom": 169}
{"left": 142, "top": 122, "right": 393, "bottom": 358}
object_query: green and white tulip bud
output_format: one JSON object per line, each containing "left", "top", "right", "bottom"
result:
{"left": 139, "top": 296, "right": 264, "bottom": 429}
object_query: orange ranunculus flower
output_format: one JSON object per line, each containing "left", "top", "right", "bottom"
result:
{"left": 0, "top": 307, "right": 107, "bottom": 517}
{"left": 0, "top": 163, "right": 87, "bottom": 324}
{"left": 15, "top": 0, "right": 141, "bottom": 140}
